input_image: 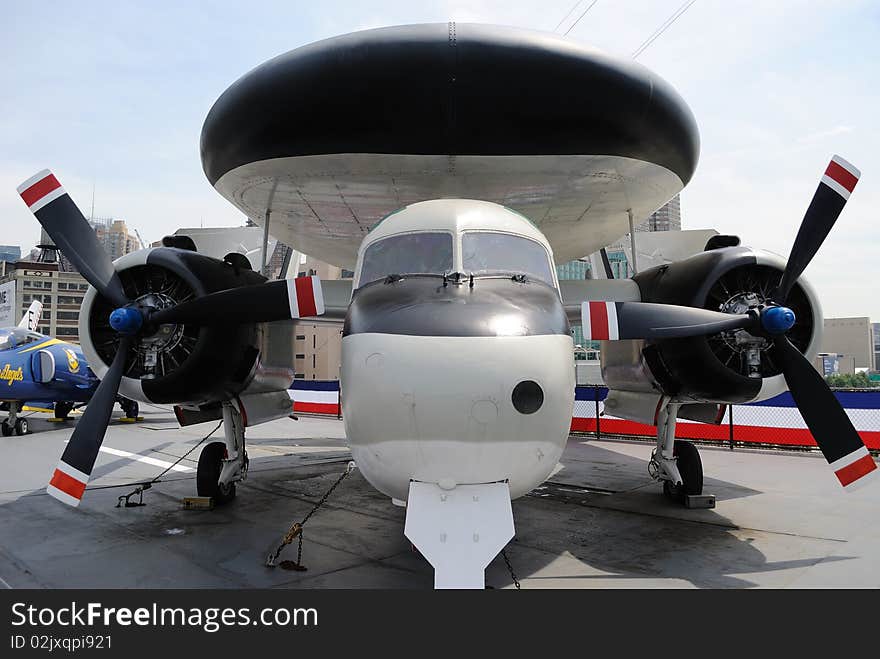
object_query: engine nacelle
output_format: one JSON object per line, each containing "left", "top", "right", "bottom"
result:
{"left": 78, "top": 247, "right": 296, "bottom": 405}
{"left": 601, "top": 246, "right": 823, "bottom": 404}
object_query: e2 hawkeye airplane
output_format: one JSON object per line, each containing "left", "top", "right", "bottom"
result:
{"left": 18, "top": 23, "right": 875, "bottom": 588}
{"left": 0, "top": 300, "right": 141, "bottom": 435}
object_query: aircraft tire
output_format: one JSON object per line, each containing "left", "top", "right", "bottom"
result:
{"left": 197, "top": 441, "right": 236, "bottom": 504}
{"left": 662, "top": 440, "right": 703, "bottom": 503}
{"left": 1, "top": 421, "right": 11, "bottom": 437}
{"left": 14, "top": 418, "right": 28, "bottom": 436}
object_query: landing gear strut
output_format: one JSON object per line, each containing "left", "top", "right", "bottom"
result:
{"left": 196, "top": 400, "right": 248, "bottom": 504}
{"left": 649, "top": 400, "right": 705, "bottom": 505}
{"left": 2, "top": 402, "right": 27, "bottom": 436}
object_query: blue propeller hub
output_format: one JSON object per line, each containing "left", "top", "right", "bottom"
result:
{"left": 109, "top": 307, "right": 143, "bottom": 335}
{"left": 761, "top": 305, "right": 796, "bottom": 334}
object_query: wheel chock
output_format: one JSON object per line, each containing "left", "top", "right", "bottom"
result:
{"left": 182, "top": 496, "right": 214, "bottom": 511}
{"left": 685, "top": 494, "right": 716, "bottom": 509}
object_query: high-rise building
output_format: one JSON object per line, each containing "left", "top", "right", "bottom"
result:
{"left": 33, "top": 219, "right": 140, "bottom": 271}
{"left": 94, "top": 219, "right": 140, "bottom": 260}
{"left": 0, "top": 246, "right": 21, "bottom": 263}
{"left": 638, "top": 194, "right": 681, "bottom": 232}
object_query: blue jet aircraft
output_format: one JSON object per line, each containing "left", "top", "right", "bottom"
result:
{"left": 0, "top": 301, "right": 138, "bottom": 435}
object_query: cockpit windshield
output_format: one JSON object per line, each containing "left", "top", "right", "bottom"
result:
{"left": 0, "top": 328, "right": 42, "bottom": 352}
{"left": 462, "top": 232, "right": 555, "bottom": 286}
{"left": 359, "top": 232, "right": 454, "bottom": 286}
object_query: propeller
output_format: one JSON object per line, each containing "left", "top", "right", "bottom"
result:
{"left": 46, "top": 338, "right": 131, "bottom": 506}
{"left": 17, "top": 171, "right": 128, "bottom": 307}
{"left": 581, "top": 300, "right": 758, "bottom": 340}
{"left": 149, "top": 277, "right": 323, "bottom": 326}
{"left": 582, "top": 155, "right": 876, "bottom": 489}
{"left": 18, "top": 169, "right": 324, "bottom": 506}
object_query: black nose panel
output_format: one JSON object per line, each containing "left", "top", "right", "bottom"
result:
{"left": 343, "top": 275, "right": 570, "bottom": 338}
{"left": 512, "top": 380, "right": 544, "bottom": 414}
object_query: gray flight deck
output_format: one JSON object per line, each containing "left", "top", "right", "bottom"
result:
{"left": 1, "top": 406, "right": 878, "bottom": 589}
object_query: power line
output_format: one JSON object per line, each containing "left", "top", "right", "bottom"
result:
{"left": 554, "top": 0, "right": 584, "bottom": 33}
{"left": 631, "top": 0, "right": 697, "bottom": 59}
{"left": 564, "top": 0, "right": 600, "bottom": 36}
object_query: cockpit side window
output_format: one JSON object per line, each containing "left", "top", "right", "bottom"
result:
{"left": 14, "top": 329, "right": 38, "bottom": 345}
{"left": 0, "top": 331, "right": 11, "bottom": 352}
{"left": 462, "top": 232, "right": 555, "bottom": 286}
{"left": 358, "top": 232, "right": 454, "bottom": 286}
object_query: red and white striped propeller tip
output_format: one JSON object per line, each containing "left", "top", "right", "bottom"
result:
{"left": 17, "top": 169, "right": 66, "bottom": 213}
{"left": 581, "top": 301, "right": 619, "bottom": 341}
{"left": 287, "top": 275, "right": 325, "bottom": 318}
{"left": 822, "top": 155, "right": 860, "bottom": 200}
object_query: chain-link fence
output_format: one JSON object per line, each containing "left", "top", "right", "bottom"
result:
{"left": 289, "top": 381, "right": 880, "bottom": 451}
{"left": 572, "top": 385, "right": 880, "bottom": 451}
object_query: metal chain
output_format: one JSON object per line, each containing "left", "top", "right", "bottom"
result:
{"left": 501, "top": 548, "right": 521, "bottom": 589}
{"left": 301, "top": 462, "right": 354, "bottom": 526}
{"left": 116, "top": 421, "right": 223, "bottom": 508}
{"left": 266, "top": 461, "right": 355, "bottom": 569}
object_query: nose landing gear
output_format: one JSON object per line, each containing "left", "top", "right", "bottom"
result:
{"left": 116, "top": 396, "right": 141, "bottom": 423}
{"left": 2, "top": 402, "right": 28, "bottom": 436}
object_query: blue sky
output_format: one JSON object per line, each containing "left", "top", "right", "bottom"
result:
{"left": 2, "top": 1, "right": 878, "bottom": 318}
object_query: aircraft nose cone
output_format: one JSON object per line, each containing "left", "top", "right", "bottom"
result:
{"left": 109, "top": 307, "right": 143, "bottom": 335}
{"left": 761, "top": 305, "right": 796, "bottom": 334}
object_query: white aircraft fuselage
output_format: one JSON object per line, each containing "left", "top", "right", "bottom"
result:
{"left": 340, "top": 199, "right": 575, "bottom": 501}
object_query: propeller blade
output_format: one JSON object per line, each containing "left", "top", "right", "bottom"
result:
{"left": 150, "top": 275, "right": 324, "bottom": 326}
{"left": 46, "top": 337, "right": 132, "bottom": 507}
{"left": 773, "top": 336, "right": 877, "bottom": 490}
{"left": 777, "top": 155, "right": 860, "bottom": 301}
{"left": 581, "top": 300, "right": 754, "bottom": 341}
{"left": 17, "top": 170, "right": 128, "bottom": 307}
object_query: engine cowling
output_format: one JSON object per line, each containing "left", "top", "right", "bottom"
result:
{"left": 601, "top": 245, "right": 823, "bottom": 404}
{"left": 78, "top": 247, "right": 296, "bottom": 405}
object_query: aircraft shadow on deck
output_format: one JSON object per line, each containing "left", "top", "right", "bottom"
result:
{"left": 0, "top": 434, "right": 853, "bottom": 589}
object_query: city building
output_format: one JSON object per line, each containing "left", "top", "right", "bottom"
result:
{"left": 93, "top": 219, "right": 141, "bottom": 260}
{"left": 0, "top": 245, "right": 21, "bottom": 263}
{"left": 0, "top": 261, "right": 89, "bottom": 339}
{"left": 32, "top": 219, "right": 141, "bottom": 272}
{"left": 638, "top": 193, "right": 681, "bottom": 232}
{"left": 556, "top": 258, "right": 593, "bottom": 348}
{"left": 820, "top": 317, "right": 875, "bottom": 371}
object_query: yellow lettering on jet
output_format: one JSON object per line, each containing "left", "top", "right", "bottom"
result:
{"left": 0, "top": 364, "right": 24, "bottom": 386}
